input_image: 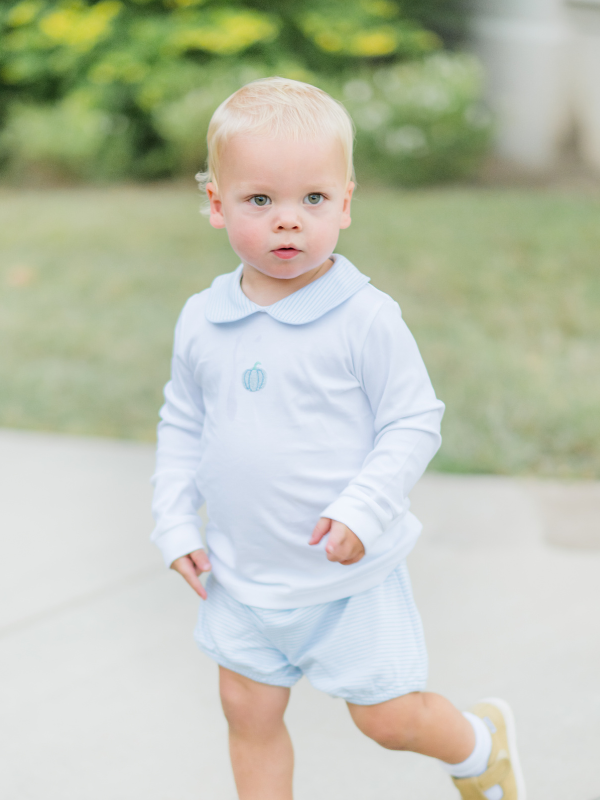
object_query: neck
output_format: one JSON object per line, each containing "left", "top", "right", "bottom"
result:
{"left": 240, "top": 258, "right": 334, "bottom": 306}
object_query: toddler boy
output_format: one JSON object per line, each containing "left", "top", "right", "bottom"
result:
{"left": 151, "top": 77, "right": 526, "bottom": 800}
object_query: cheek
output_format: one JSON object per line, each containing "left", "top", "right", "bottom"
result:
{"left": 310, "top": 209, "right": 343, "bottom": 244}
{"left": 226, "top": 214, "right": 265, "bottom": 254}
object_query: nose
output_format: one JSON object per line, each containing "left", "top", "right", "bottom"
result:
{"left": 273, "top": 205, "right": 302, "bottom": 231}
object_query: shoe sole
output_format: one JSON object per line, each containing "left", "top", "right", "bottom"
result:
{"left": 481, "top": 697, "right": 527, "bottom": 800}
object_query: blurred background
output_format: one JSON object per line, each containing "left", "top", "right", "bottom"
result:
{"left": 2, "top": 4, "right": 600, "bottom": 799}
{"left": 1, "top": 0, "right": 599, "bottom": 479}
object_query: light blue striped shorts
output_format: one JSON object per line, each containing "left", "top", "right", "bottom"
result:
{"left": 194, "top": 562, "right": 428, "bottom": 705}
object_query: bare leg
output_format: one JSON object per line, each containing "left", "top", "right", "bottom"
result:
{"left": 219, "top": 666, "right": 294, "bottom": 800}
{"left": 348, "top": 691, "right": 475, "bottom": 764}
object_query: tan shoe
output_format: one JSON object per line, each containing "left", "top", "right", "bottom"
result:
{"left": 452, "top": 698, "right": 526, "bottom": 800}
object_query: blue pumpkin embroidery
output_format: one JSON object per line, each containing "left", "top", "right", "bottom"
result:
{"left": 243, "top": 361, "right": 266, "bottom": 392}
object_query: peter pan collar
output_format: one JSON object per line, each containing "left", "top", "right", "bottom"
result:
{"left": 204, "top": 254, "right": 370, "bottom": 325}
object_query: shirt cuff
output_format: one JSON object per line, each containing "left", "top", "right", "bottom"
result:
{"left": 321, "top": 495, "right": 385, "bottom": 553}
{"left": 153, "top": 522, "right": 205, "bottom": 568}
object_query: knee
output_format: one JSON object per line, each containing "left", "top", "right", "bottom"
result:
{"left": 219, "top": 675, "right": 246, "bottom": 727}
{"left": 219, "top": 673, "right": 259, "bottom": 734}
{"left": 219, "top": 668, "right": 288, "bottom": 739}
{"left": 352, "top": 709, "right": 408, "bottom": 750}
{"left": 348, "top": 692, "right": 426, "bottom": 751}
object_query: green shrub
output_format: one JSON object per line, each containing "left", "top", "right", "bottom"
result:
{"left": 0, "top": 0, "right": 485, "bottom": 184}
{"left": 149, "top": 62, "right": 258, "bottom": 175}
{"left": 342, "top": 54, "right": 491, "bottom": 185}
{"left": 0, "top": 90, "right": 135, "bottom": 180}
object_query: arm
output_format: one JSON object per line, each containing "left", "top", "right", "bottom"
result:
{"left": 151, "top": 306, "right": 210, "bottom": 585}
{"left": 313, "top": 299, "right": 444, "bottom": 558}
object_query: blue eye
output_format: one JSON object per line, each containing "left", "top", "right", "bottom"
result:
{"left": 250, "top": 195, "right": 271, "bottom": 206}
{"left": 304, "top": 193, "right": 324, "bottom": 205}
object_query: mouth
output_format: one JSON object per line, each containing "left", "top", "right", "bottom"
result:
{"left": 272, "top": 247, "right": 301, "bottom": 260}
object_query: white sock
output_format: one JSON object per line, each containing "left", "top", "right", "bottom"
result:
{"left": 441, "top": 712, "right": 503, "bottom": 800}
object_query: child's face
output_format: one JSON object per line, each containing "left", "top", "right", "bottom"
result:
{"left": 206, "top": 135, "right": 354, "bottom": 280}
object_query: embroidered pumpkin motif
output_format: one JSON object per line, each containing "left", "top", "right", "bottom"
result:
{"left": 243, "top": 361, "right": 266, "bottom": 392}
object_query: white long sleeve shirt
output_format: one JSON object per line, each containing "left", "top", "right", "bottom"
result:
{"left": 151, "top": 255, "right": 444, "bottom": 608}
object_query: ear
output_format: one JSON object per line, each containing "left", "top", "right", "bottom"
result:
{"left": 339, "top": 181, "right": 355, "bottom": 230}
{"left": 206, "top": 182, "right": 226, "bottom": 229}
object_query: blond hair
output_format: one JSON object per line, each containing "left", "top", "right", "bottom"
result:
{"left": 196, "top": 77, "right": 355, "bottom": 193}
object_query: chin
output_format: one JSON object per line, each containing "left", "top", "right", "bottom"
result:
{"left": 269, "top": 268, "right": 305, "bottom": 280}
{"left": 253, "top": 262, "right": 312, "bottom": 280}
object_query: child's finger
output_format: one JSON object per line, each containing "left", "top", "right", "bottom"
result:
{"left": 189, "top": 548, "right": 211, "bottom": 574}
{"left": 309, "top": 517, "right": 332, "bottom": 545}
{"left": 326, "top": 523, "right": 365, "bottom": 563}
{"left": 171, "top": 554, "right": 209, "bottom": 598}
{"left": 179, "top": 557, "right": 208, "bottom": 599}
{"left": 325, "top": 523, "right": 348, "bottom": 560}
{"left": 186, "top": 574, "right": 208, "bottom": 600}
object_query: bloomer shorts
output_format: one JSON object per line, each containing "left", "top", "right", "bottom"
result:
{"left": 194, "top": 561, "right": 428, "bottom": 705}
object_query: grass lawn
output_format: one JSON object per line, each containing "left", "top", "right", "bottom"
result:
{"left": 1, "top": 183, "right": 599, "bottom": 478}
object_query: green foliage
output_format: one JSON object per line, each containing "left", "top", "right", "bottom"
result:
{"left": 0, "top": 92, "right": 135, "bottom": 180}
{"left": 398, "top": 0, "right": 468, "bottom": 47}
{"left": 0, "top": 0, "right": 485, "bottom": 183}
{"left": 342, "top": 54, "right": 491, "bottom": 185}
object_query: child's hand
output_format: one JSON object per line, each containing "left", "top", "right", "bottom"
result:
{"left": 170, "top": 548, "right": 212, "bottom": 599}
{"left": 309, "top": 518, "right": 365, "bottom": 565}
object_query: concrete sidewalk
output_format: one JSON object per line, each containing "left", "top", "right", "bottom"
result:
{"left": 1, "top": 428, "right": 599, "bottom": 800}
